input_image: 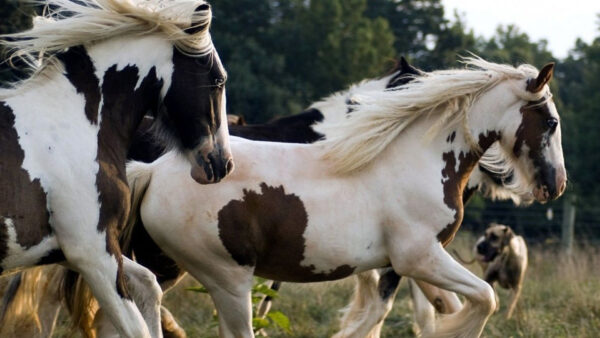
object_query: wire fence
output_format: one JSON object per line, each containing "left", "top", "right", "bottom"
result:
{"left": 462, "top": 195, "right": 600, "bottom": 246}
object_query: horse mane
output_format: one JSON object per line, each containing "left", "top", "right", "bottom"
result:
{"left": 0, "top": 0, "right": 213, "bottom": 70}
{"left": 477, "top": 142, "right": 535, "bottom": 205}
{"left": 316, "top": 56, "right": 546, "bottom": 174}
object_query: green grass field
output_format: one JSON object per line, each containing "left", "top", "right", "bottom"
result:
{"left": 52, "top": 232, "right": 600, "bottom": 337}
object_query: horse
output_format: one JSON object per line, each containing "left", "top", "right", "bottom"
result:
{"left": 123, "top": 57, "right": 565, "bottom": 337}
{"left": 0, "top": 0, "right": 232, "bottom": 336}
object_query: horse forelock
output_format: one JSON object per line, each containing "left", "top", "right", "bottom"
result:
{"left": 315, "top": 56, "right": 547, "bottom": 175}
{"left": 0, "top": 0, "right": 213, "bottom": 76}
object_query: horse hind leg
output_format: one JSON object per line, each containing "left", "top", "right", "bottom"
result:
{"left": 408, "top": 278, "right": 435, "bottom": 337}
{"left": 333, "top": 268, "right": 400, "bottom": 338}
{"left": 394, "top": 243, "right": 495, "bottom": 338}
{"left": 368, "top": 268, "right": 402, "bottom": 338}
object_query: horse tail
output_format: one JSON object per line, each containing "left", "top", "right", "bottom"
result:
{"left": 0, "top": 272, "right": 24, "bottom": 325}
{"left": 0, "top": 267, "right": 48, "bottom": 335}
{"left": 121, "top": 160, "right": 154, "bottom": 255}
{"left": 451, "top": 249, "right": 476, "bottom": 265}
{"left": 60, "top": 269, "right": 98, "bottom": 338}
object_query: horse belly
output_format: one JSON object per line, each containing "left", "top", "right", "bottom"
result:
{"left": 215, "top": 182, "right": 385, "bottom": 283}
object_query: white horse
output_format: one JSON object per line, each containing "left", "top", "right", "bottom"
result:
{"left": 125, "top": 57, "right": 565, "bottom": 337}
{"left": 0, "top": 0, "right": 232, "bottom": 336}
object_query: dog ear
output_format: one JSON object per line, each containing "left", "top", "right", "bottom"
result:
{"left": 501, "top": 226, "right": 514, "bottom": 247}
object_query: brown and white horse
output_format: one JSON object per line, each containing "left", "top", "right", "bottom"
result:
{"left": 0, "top": 0, "right": 232, "bottom": 336}
{"left": 125, "top": 57, "right": 565, "bottom": 337}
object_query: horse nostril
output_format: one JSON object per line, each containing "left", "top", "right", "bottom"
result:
{"left": 225, "top": 158, "right": 234, "bottom": 175}
{"left": 559, "top": 181, "right": 566, "bottom": 195}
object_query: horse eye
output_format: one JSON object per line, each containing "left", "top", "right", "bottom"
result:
{"left": 546, "top": 118, "right": 558, "bottom": 130}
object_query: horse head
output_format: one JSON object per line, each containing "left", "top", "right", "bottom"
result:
{"left": 158, "top": 3, "right": 233, "bottom": 184}
{"left": 498, "top": 63, "right": 566, "bottom": 202}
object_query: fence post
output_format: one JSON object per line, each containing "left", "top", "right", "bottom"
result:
{"left": 561, "top": 195, "right": 576, "bottom": 255}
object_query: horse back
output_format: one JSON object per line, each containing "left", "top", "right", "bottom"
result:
{"left": 229, "top": 108, "right": 324, "bottom": 143}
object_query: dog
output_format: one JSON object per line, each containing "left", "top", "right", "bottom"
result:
{"left": 460, "top": 223, "right": 528, "bottom": 319}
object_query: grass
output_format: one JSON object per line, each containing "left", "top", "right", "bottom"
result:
{"left": 52, "top": 232, "right": 600, "bottom": 337}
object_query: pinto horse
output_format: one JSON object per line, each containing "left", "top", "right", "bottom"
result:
{"left": 0, "top": 0, "right": 232, "bottom": 337}
{"left": 125, "top": 58, "right": 565, "bottom": 337}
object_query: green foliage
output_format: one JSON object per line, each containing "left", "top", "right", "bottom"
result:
{"left": 187, "top": 278, "right": 291, "bottom": 336}
{"left": 210, "top": 0, "right": 396, "bottom": 122}
{"left": 556, "top": 36, "right": 600, "bottom": 208}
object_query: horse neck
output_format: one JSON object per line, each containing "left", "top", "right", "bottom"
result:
{"left": 83, "top": 35, "right": 172, "bottom": 162}
{"left": 379, "top": 97, "right": 503, "bottom": 202}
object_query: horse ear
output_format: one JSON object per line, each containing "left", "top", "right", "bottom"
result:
{"left": 400, "top": 56, "right": 410, "bottom": 71}
{"left": 399, "top": 56, "right": 422, "bottom": 76}
{"left": 526, "top": 62, "right": 554, "bottom": 93}
{"left": 185, "top": 4, "right": 211, "bottom": 35}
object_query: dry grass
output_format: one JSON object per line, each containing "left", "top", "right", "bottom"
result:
{"left": 52, "top": 232, "right": 600, "bottom": 337}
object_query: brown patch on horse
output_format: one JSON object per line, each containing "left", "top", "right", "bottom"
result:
{"left": 437, "top": 132, "right": 500, "bottom": 245}
{"left": 0, "top": 103, "right": 52, "bottom": 254}
{"left": 57, "top": 46, "right": 101, "bottom": 125}
{"left": 513, "top": 100, "right": 554, "bottom": 158}
{"left": 512, "top": 99, "right": 558, "bottom": 196}
{"left": 218, "top": 183, "right": 355, "bottom": 282}
{"left": 94, "top": 64, "right": 163, "bottom": 298}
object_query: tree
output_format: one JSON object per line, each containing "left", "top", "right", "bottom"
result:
{"left": 210, "top": 0, "right": 395, "bottom": 123}
{"left": 556, "top": 36, "right": 600, "bottom": 208}
{"left": 365, "top": 0, "right": 445, "bottom": 59}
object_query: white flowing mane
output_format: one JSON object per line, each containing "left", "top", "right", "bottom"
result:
{"left": 0, "top": 0, "right": 213, "bottom": 69}
{"left": 316, "top": 56, "right": 546, "bottom": 174}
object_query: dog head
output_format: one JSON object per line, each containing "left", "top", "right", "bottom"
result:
{"left": 475, "top": 223, "right": 515, "bottom": 262}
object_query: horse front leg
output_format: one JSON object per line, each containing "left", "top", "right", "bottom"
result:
{"left": 53, "top": 202, "right": 151, "bottom": 338}
{"left": 185, "top": 262, "right": 255, "bottom": 338}
{"left": 59, "top": 237, "right": 150, "bottom": 338}
{"left": 393, "top": 242, "right": 495, "bottom": 338}
{"left": 413, "top": 279, "right": 462, "bottom": 314}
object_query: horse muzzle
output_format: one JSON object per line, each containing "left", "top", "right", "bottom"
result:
{"left": 533, "top": 167, "right": 567, "bottom": 203}
{"left": 190, "top": 146, "right": 234, "bottom": 184}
